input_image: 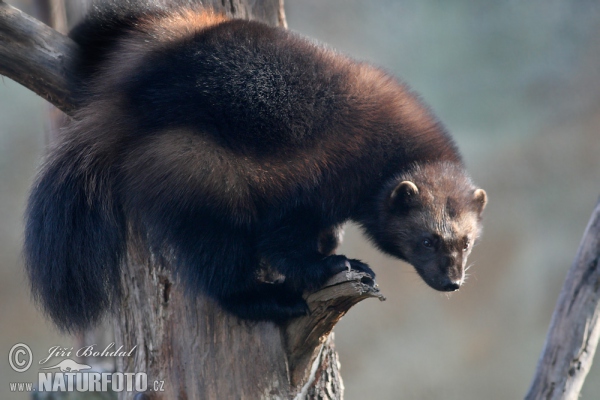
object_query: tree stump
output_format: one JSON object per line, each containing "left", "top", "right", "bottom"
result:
{"left": 115, "top": 246, "right": 383, "bottom": 399}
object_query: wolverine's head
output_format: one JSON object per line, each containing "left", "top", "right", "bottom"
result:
{"left": 365, "top": 162, "right": 487, "bottom": 292}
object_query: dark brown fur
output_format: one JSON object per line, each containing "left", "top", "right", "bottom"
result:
{"left": 24, "top": 4, "right": 486, "bottom": 331}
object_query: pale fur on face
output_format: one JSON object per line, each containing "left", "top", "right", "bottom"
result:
{"left": 376, "top": 161, "right": 486, "bottom": 291}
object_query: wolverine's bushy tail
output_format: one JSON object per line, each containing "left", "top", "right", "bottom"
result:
{"left": 24, "top": 144, "right": 125, "bottom": 332}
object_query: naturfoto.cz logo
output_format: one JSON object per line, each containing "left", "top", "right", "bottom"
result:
{"left": 8, "top": 342, "right": 165, "bottom": 394}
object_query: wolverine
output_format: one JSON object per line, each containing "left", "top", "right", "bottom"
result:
{"left": 24, "top": 2, "right": 487, "bottom": 331}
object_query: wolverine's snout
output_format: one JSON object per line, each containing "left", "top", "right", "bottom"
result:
{"left": 441, "top": 280, "right": 461, "bottom": 292}
{"left": 414, "top": 255, "right": 465, "bottom": 293}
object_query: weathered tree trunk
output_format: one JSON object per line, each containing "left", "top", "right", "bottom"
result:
{"left": 0, "top": 1, "right": 384, "bottom": 398}
{"left": 526, "top": 199, "right": 600, "bottom": 400}
{"left": 116, "top": 243, "right": 382, "bottom": 399}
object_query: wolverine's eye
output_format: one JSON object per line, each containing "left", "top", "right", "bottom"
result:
{"left": 421, "top": 235, "right": 440, "bottom": 250}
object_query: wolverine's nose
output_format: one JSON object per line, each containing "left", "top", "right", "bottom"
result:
{"left": 442, "top": 281, "right": 461, "bottom": 291}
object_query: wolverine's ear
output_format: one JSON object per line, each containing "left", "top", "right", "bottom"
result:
{"left": 390, "top": 181, "right": 419, "bottom": 212}
{"left": 473, "top": 188, "right": 487, "bottom": 215}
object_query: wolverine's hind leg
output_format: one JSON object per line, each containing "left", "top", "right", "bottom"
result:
{"left": 257, "top": 214, "right": 376, "bottom": 295}
{"left": 217, "top": 253, "right": 310, "bottom": 322}
{"left": 219, "top": 283, "right": 309, "bottom": 323}
{"left": 162, "top": 215, "right": 311, "bottom": 323}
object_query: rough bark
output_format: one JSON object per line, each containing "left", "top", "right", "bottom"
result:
{"left": 2, "top": 1, "right": 385, "bottom": 399}
{"left": 116, "top": 244, "right": 383, "bottom": 399}
{"left": 0, "top": 0, "right": 79, "bottom": 115}
{"left": 526, "top": 199, "right": 600, "bottom": 400}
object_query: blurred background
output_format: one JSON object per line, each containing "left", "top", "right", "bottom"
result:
{"left": 2, "top": 0, "right": 600, "bottom": 398}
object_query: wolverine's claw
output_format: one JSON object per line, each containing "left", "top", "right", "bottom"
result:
{"left": 345, "top": 260, "right": 352, "bottom": 271}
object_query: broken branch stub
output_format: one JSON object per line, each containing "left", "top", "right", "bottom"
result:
{"left": 286, "top": 270, "right": 386, "bottom": 387}
{"left": 0, "top": 1, "right": 79, "bottom": 114}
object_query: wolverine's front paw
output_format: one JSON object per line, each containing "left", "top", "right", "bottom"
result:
{"left": 305, "top": 255, "right": 376, "bottom": 291}
{"left": 323, "top": 255, "right": 375, "bottom": 279}
{"left": 345, "top": 258, "right": 376, "bottom": 279}
{"left": 323, "top": 254, "right": 352, "bottom": 276}
{"left": 301, "top": 255, "right": 348, "bottom": 291}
